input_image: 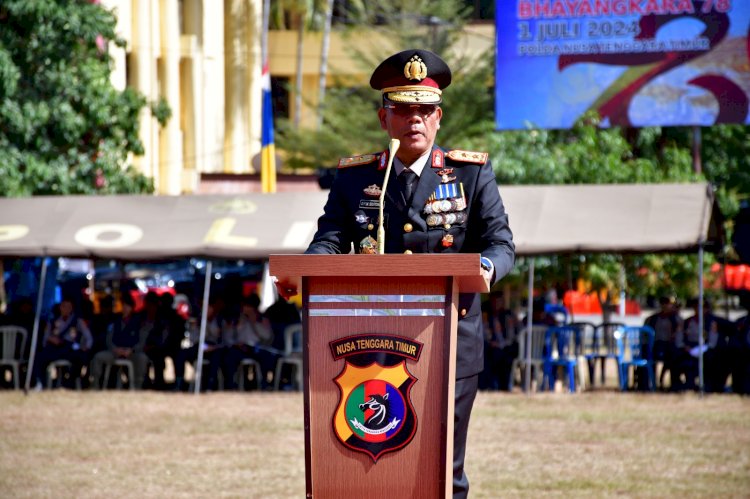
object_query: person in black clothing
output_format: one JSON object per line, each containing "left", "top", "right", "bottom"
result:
{"left": 141, "top": 292, "right": 170, "bottom": 389}
{"left": 729, "top": 294, "right": 750, "bottom": 395}
{"left": 301, "top": 49, "right": 515, "bottom": 498}
{"left": 89, "top": 295, "right": 117, "bottom": 358}
{"left": 480, "top": 292, "right": 518, "bottom": 391}
{"left": 263, "top": 296, "right": 301, "bottom": 388}
{"left": 644, "top": 296, "right": 682, "bottom": 390}
{"left": 142, "top": 293, "right": 184, "bottom": 390}
{"left": 90, "top": 294, "right": 149, "bottom": 390}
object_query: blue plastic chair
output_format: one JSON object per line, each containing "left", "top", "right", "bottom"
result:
{"left": 614, "top": 326, "right": 656, "bottom": 391}
{"left": 542, "top": 326, "right": 583, "bottom": 392}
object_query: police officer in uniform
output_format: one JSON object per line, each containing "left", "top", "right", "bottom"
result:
{"left": 305, "top": 49, "right": 515, "bottom": 497}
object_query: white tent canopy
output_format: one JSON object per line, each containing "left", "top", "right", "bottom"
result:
{"left": 1, "top": 183, "right": 719, "bottom": 394}
{"left": 0, "top": 183, "right": 720, "bottom": 259}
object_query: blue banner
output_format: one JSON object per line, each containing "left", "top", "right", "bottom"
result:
{"left": 495, "top": 0, "right": 750, "bottom": 129}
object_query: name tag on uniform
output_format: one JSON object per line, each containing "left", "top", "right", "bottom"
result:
{"left": 359, "top": 199, "right": 380, "bottom": 210}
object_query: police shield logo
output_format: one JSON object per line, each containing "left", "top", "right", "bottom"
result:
{"left": 330, "top": 334, "right": 422, "bottom": 462}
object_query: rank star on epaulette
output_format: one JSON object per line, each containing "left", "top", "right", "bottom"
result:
{"left": 445, "top": 150, "right": 488, "bottom": 164}
{"left": 338, "top": 154, "right": 378, "bottom": 169}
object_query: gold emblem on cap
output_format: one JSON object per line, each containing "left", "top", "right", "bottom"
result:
{"left": 404, "top": 55, "right": 428, "bottom": 82}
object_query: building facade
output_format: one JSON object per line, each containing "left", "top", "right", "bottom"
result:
{"left": 103, "top": 0, "right": 493, "bottom": 194}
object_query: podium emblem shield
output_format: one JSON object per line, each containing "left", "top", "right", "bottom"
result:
{"left": 329, "top": 334, "right": 422, "bottom": 462}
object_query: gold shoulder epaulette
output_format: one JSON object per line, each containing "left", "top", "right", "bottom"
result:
{"left": 445, "top": 149, "right": 488, "bottom": 165}
{"left": 338, "top": 153, "right": 378, "bottom": 169}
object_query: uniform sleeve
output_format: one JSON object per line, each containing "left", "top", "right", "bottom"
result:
{"left": 473, "top": 159, "right": 515, "bottom": 285}
{"left": 305, "top": 170, "right": 354, "bottom": 255}
{"left": 78, "top": 319, "right": 93, "bottom": 350}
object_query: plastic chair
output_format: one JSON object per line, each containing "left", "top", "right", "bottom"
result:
{"left": 46, "top": 359, "right": 82, "bottom": 390}
{"left": 274, "top": 324, "right": 303, "bottom": 391}
{"left": 0, "top": 326, "right": 27, "bottom": 390}
{"left": 542, "top": 325, "right": 585, "bottom": 393}
{"left": 584, "top": 322, "right": 624, "bottom": 386}
{"left": 614, "top": 325, "right": 656, "bottom": 391}
{"left": 189, "top": 359, "right": 224, "bottom": 391}
{"left": 237, "top": 358, "right": 262, "bottom": 391}
{"left": 508, "top": 325, "right": 548, "bottom": 392}
{"left": 103, "top": 359, "right": 136, "bottom": 391}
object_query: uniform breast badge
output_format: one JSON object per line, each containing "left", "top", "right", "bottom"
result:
{"left": 359, "top": 236, "right": 377, "bottom": 254}
{"left": 363, "top": 184, "right": 382, "bottom": 198}
{"left": 355, "top": 212, "right": 370, "bottom": 224}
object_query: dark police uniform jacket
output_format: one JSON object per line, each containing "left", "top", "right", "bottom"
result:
{"left": 305, "top": 145, "right": 515, "bottom": 379}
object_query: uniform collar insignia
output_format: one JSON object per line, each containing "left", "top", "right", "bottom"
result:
{"left": 378, "top": 150, "right": 388, "bottom": 171}
{"left": 445, "top": 149, "right": 488, "bottom": 164}
{"left": 338, "top": 153, "right": 378, "bottom": 169}
{"left": 431, "top": 149, "right": 444, "bottom": 168}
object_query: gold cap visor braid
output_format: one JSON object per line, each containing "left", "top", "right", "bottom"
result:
{"left": 383, "top": 85, "right": 442, "bottom": 104}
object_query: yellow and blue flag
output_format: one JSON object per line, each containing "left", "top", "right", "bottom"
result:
{"left": 261, "top": 62, "right": 276, "bottom": 193}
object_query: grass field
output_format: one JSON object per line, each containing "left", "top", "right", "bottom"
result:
{"left": 1, "top": 390, "right": 748, "bottom": 498}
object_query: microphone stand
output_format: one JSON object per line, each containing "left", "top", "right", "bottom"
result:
{"left": 377, "top": 138, "right": 400, "bottom": 255}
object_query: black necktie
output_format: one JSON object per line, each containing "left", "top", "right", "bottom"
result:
{"left": 399, "top": 169, "right": 417, "bottom": 203}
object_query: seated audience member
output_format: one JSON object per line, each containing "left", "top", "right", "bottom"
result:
{"left": 263, "top": 296, "right": 301, "bottom": 388}
{"left": 729, "top": 294, "right": 750, "bottom": 395}
{"left": 644, "top": 296, "right": 682, "bottom": 390}
{"left": 90, "top": 295, "right": 149, "bottom": 390}
{"left": 89, "top": 295, "right": 116, "bottom": 357}
{"left": 159, "top": 293, "right": 187, "bottom": 379}
{"left": 522, "top": 297, "right": 557, "bottom": 328}
{"left": 263, "top": 296, "right": 301, "bottom": 353}
{"left": 173, "top": 299, "right": 225, "bottom": 391}
{"left": 676, "top": 298, "right": 731, "bottom": 392}
{"left": 31, "top": 297, "right": 93, "bottom": 390}
{"left": 480, "top": 292, "right": 518, "bottom": 391}
{"left": 141, "top": 292, "right": 170, "bottom": 389}
{"left": 223, "top": 295, "right": 277, "bottom": 390}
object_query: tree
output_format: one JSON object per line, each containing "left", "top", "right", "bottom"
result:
{"left": 277, "top": 0, "right": 475, "bottom": 168}
{"left": 0, "top": 0, "right": 167, "bottom": 196}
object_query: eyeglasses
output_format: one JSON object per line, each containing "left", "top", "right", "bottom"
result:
{"left": 384, "top": 104, "right": 439, "bottom": 118}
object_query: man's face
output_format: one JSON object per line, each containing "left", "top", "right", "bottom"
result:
{"left": 378, "top": 103, "right": 442, "bottom": 163}
{"left": 60, "top": 300, "right": 73, "bottom": 318}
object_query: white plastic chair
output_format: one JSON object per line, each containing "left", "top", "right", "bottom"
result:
{"left": 508, "top": 325, "right": 548, "bottom": 392}
{"left": 46, "top": 359, "right": 82, "bottom": 390}
{"left": 0, "top": 326, "right": 27, "bottom": 390}
{"left": 274, "top": 324, "right": 303, "bottom": 391}
{"left": 103, "top": 359, "right": 136, "bottom": 391}
{"left": 238, "top": 358, "right": 262, "bottom": 391}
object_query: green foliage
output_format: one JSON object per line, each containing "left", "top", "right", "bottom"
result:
{"left": 488, "top": 114, "right": 699, "bottom": 186}
{"left": 0, "top": 0, "right": 162, "bottom": 196}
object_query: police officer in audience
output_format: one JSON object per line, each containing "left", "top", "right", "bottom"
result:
{"left": 303, "top": 49, "right": 515, "bottom": 498}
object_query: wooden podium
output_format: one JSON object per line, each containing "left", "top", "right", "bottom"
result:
{"left": 269, "top": 254, "right": 489, "bottom": 499}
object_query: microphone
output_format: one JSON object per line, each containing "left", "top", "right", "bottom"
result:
{"left": 377, "top": 138, "right": 400, "bottom": 254}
